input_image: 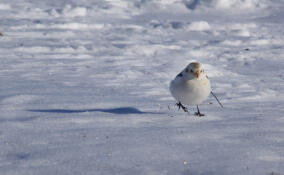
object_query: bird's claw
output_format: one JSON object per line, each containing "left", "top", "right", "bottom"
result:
{"left": 176, "top": 102, "right": 189, "bottom": 113}
{"left": 194, "top": 112, "right": 205, "bottom": 117}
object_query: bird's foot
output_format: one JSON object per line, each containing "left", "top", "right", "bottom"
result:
{"left": 194, "top": 112, "right": 205, "bottom": 117}
{"left": 176, "top": 102, "right": 189, "bottom": 113}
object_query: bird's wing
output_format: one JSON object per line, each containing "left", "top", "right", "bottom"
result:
{"left": 176, "top": 72, "right": 183, "bottom": 78}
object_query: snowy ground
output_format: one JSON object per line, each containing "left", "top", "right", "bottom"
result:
{"left": 0, "top": 0, "right": 284, "bottom": 174}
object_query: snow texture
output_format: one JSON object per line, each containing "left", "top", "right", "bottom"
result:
{"left": 0, "top": 0, "right": 284, "bottom": 175}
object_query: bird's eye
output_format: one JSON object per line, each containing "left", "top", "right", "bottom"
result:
{"left": 190, "top": 69, "right": 194, "bottom": 73}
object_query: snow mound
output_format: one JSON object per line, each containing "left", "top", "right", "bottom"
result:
{"left": 0, "top": 3, "right": 10, "bottom": 10}
{"left": 1, "top": 95, "right": 40, "bottom": 105}
{"left": 184, "top": 0, "right": 266, "bottom": 10}
{"left": 214, "top": 23, "right": 258, "bottom": 37}
{"left": 63, "top": 5, "right": 87, "bottom": 17}
{"left": 221, "top": 40, "right": 243, "bottom": 46}
{"left": 213, "top": 0, "right": 265, "bottom": 9}
{"left": 49, "top": 5, "right": 87, "bottom": 17}
{"left": 187, "top": 21, "right": 211, "bottom": 31}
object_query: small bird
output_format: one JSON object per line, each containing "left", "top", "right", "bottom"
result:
{"left": 170, "top": 62, "right": 222, "bottom": 116}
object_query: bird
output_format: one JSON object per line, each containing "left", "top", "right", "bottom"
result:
{"left": 169, "top": 62, "right": 222, "bottom": 116}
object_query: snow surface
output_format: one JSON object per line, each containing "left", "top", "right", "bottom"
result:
{"left": 0, "top": 0, "right": 284, "bottom": 175}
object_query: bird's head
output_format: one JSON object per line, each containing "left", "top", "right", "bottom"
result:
{"left": 183, "top": 62, "right": 206, "bottom": 80}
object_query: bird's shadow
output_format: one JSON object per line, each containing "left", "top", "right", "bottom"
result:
{"left": 28, "top": 107, "right": 162, "bottom": 115}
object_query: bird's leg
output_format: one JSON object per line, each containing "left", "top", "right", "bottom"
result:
{"left": 176, "top": 102, "right": 189, "bottom": 113}
{"left": 195, "top": 105, "right": 205, "bottom": 117}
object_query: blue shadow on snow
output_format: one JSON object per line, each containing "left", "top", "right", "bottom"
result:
{"left": 28, "top": 107, "right": 162, "bottom": 115}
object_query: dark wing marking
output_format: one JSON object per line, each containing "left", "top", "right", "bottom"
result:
{"left": 177, "top": 72, "right": 183, "bottom": 77}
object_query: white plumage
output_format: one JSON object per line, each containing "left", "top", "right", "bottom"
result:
{"left": 170, "top": 62, "right": 211, "bottom": 116}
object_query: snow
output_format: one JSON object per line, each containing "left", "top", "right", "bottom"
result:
{"left": 0, "top": 3, "right": 10, "bottom": 10}
{"left": 0, "top": 0, "right": 284, "bottom": 175}
{"left": 187, "top": 21, "right": 211, "bottom": 31}
{"left": 213, "top": 0, "right": 265, "bottom": 9}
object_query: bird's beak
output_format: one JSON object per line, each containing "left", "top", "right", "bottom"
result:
{"left": 195, "top": 72, "right": 200, "bottom": 78}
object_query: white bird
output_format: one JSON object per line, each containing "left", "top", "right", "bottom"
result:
{"left": 170, "top": 62, "right": 222, "bottom": 116}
